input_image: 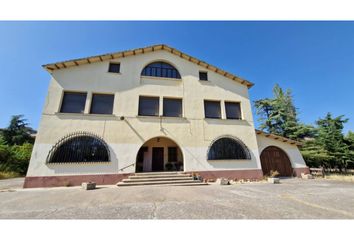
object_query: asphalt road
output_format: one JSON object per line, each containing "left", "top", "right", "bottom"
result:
{"left": 0, "top": 178, "right": 353, "bottom": 219}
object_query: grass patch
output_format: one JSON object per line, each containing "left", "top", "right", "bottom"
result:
{"left": 323, "top": 174, "right": 354, "bottom": 182}
{"left": 0, "top": 171, "right": 22, "bottom": 180}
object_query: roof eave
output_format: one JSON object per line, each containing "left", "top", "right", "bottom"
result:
{"left": 255, "top": 129, "right": 302, "bottom": 146}
{"left": 42, "top": 44, "right": 254, "bottom": 88}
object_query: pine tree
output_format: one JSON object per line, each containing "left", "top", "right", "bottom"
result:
{"left": 300, "top": 139, "right": 333, "bottom": 168}
{"left": 254, "top": 84, "right": 315, "bottom": 140}
{"left": 344, "top": 131, "right": 354, "bottom": 169}
{"left": 254, "top": 97, "right": 278, "bottom": 133}
{"left": 316, "top": 113, "right": 351, "bottom": 171}
{"left": 2, "top": 115, "right": 35, "bottom": 145}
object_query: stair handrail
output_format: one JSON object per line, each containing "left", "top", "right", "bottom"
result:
{"left": 119, "top": 162, "right": 135, "bottom": 172}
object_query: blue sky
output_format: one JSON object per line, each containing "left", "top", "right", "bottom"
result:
{"left": 0, "top": 21, "right": 353, "bottom": 133}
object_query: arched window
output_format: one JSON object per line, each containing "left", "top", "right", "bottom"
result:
{"left": 47, "top": 132, "right": 110, "bottom": 163}
{"left": 141, "top": 61, "right": 181, "bottom": 79}
{"left": 207, "top": 137, "right": 251, "bottom": 160}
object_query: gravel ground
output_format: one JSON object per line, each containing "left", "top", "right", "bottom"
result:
{"left": 0, "top": 178, "right": 353, "bottom": 219}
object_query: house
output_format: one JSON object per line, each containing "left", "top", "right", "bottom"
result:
{"left": 24, "top": 44, "right": 309, "bottom": 188}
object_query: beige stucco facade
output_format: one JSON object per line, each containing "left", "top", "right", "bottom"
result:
{"left": 25, "top": 45, "right": 308, "bottom": 187}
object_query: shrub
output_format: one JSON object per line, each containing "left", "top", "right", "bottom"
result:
{"left": 0, "top": 144, "right": 12, "bottom": 164}
{"left": 0, "top": 142, "right": 33, "bottom": 176}
{"left": 269, "top": 170, "right": 280, "bottom": 177}
{"left": 165, "top": 162, "right": 173, "bottom": 171}
{"left": 11, "top": 143, "right": 33, "bottom": 161}
{"left": 0, "top": 171, "right": 21, "bottom": 180}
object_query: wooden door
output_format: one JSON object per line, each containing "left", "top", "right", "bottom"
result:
{"left": 152, "top": 147, "right": 164, "bottom": 171}
{"left": 260, "top": 146, "right": 293, "bottom": 177}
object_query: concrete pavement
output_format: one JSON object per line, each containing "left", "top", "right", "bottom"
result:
{"left": 0, "top": 178, "right": 353, "bottom": 219}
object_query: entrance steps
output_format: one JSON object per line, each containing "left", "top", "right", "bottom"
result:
{"left": 116, "top": 172, "right": 208, "bottom": 187}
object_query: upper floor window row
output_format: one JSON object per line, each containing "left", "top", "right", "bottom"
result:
{"left": 60, "top": 92, "right": 87, "bottom": 114}
{"left": 138, "top": 96, "right": 182, "bottom": 117}
{"left": 108, "top": 61, "right": 211, "bottom": 82}
{"left": 141, "top": 61, "right": 181, "bottom": 79}
{"left": 59, "top": 92, "right": 242, "bottom": 120}
{"left": 204, "top": 100, "right": 242, "bottom": 120}
{"left": 60, "top": 92, "right": 114, "bottom": 115}
{"left": 90, "top": 94, "right": 115, "bottom": 114}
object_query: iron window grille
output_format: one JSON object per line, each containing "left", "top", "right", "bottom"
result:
{"left": 207, "top": 137, "right": 251, "bottom": 160}
{"left": 46, "top": 132, "right": 110, "bottom": 163}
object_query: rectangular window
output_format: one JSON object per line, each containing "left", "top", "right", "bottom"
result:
{"left": 225, "top": 102, "right": 242, "bottom": 119}
{"left": 108, "top": 63, "right": 120, "bottom": 73}
{"left": 90, "top": 94, "right": 115, "bottom": 114}
{"left": 204, "top": 100, "right": 221, "bottom": 119}
{"left": 168, "top": 147, "right": 177, "bottom": 162}
{"left": 199, "top": 71, "right": 208, "bottom": 81}
{"left": 60, "top": 92, "right": 87, "bottom": 113}
{"left": 163, "top": 98, "right": 182, "bottom": 117}
{"left": 138, "top": 96, "right": 160, "bottom": 116}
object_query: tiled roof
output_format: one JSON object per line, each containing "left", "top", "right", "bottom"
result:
{"left": 255, "top": 129, "right": 302, "bottom": 146}
{"left": 42, "top": 44, "right": 254, "bottom": 88}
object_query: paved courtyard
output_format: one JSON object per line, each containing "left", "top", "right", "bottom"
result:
{"left": 0, "top": 177, "right": 353, "bottom": 219}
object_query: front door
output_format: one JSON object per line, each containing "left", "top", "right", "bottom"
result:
{"left": 152, "top": 147, "right": 164, "bottom": 171}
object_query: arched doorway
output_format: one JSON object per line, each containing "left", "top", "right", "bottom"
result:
{"left": 260, "top": 146, "right": 293, "bottom": 177}
{"left": 136, "top": 137, "right": 184, "bottom": 172}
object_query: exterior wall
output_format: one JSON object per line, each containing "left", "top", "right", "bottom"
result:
{"left": 256, "top": 134, "right": 309, "bottom": 176}
{"left": 27, "top": 50, "right": 262, "bottom": 180}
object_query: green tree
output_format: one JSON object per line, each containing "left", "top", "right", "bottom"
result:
{"left": 344, "top": 131, "right": 354, "bottom": 169}
{"left": 300, "top": 140, "right": 333, "bottom": 168}
{"left": 316, "top": 113, "right": 352, "bottom": 171}
{"left": 2, "top": 115, "right": 35, "bottom": 145}
{"left": 254, "top": 97, "right": 278, "bottom": 134}
{"left": 0, "top": 135, "right": 10, "bottom": 163}
{"left": 0, "top": 115, "right": 34, "bottom": 177}
{"left": 344, "top": 131, "right": 354, "bottom": 150}
{"left": 0, "top": 142, "right": 33, "bottom": 175}
{"left": 254, "top": 84, "right": 315, "bottom": 140}
{"left": 9, "top": 143, "right": 33, "bottom": 174}
{"left": 0, "top": 134, "right": 6, "bottom": 145}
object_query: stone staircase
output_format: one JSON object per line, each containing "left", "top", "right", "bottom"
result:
{"left": 116, "top": 171, "right": 208, "bottom": 187}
